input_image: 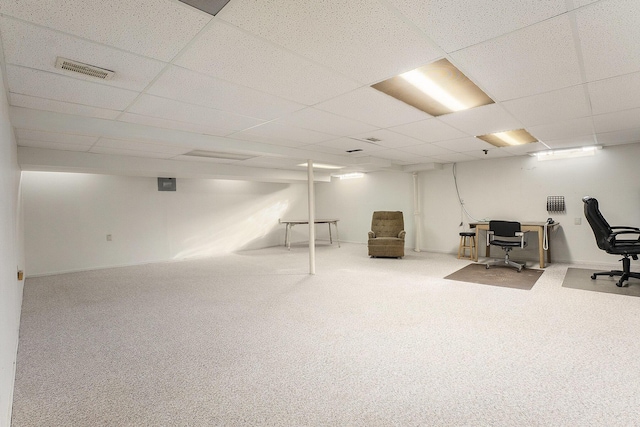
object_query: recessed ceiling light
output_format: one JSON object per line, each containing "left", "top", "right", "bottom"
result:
{"left": 371, "top": 58, "right": 494, "bottom": 117}
{"left": 298, "top": 162, "right": 343, "bottom": 169}
{"left": 476, "top": 129, "right": 538, "bottom": 147}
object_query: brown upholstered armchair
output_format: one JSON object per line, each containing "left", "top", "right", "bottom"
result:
{"left": 368, "top": 211, "right": 406, "bottom": 258}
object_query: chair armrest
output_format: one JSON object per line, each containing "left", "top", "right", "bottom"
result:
{"left": 516, "top": 231, "right": 529, "bottom": 248}
{"left": 611, "top": 226, "right": 640, "bottom": 232}
{"left": 398, "top": 230, "right": 406, "bottom": 239}
{"left": 609, "top": 229, "right": 640, "bottom": 242}
{"left": 368, "top": 231, "right": 375, "bottom": 239}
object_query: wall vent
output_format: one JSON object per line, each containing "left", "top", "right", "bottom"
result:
{"left": 55, "top": 57, "right": 115, "bottom": 80}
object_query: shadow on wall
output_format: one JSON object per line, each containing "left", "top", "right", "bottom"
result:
{"left": 173, "top": 199, "right": 290, "bottom": 259}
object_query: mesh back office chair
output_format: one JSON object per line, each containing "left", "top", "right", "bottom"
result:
{"left": 583, "top": 196, "right": 640, "bottom": 287}
{"left": 485, "top": 220, "right": 528, "bottom": 272}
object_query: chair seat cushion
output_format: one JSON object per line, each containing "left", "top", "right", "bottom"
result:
{"left": 490, "top": 239, "right": 525, "bottom": 248}
{"left": 368, "top": 237, "right": 404, "bottom": 246}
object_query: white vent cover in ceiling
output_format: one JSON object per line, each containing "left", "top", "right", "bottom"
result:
{"left": 55, "top": 57, "right": 114, "bottom": 80}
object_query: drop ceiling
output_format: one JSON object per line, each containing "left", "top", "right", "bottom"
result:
{"left": 1, "top": 0, "right": 640, "bottom": 180}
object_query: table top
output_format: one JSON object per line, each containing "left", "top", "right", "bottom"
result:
{"left": 470, "top": 221, "right": 559, "bottom": 228}
{"left": 279, "top": 219, "right": 339, "bottom": 224}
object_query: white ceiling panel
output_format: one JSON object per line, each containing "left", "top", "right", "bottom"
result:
{"left": 17, "top": 139, "right": 91, "bottom": 152}
{"left": 528, "top": 117, "right": 594, "bottom": 142}
{"left": 118, "top": 113, "right": 232, "bottom": 137}
{"left": 127, "top": 95, "right": 265, "bottom": 132}
{"left": 349, "top": 129, "right": 425, "bottom": 149}
{"left": 451, "top": 15, "right": 582, "bottom": 101}
{"left": 596, "top": 128, "right": 640, "bottom": 146}
{"left": 540, "top": 135, "right": 597, "bottom": 149}
{"left": 0, "top": 17, "right": 166, "bottom": 92}
{"left": 7, "top": 65, "right": 139, "bottom": 111}
{"left": 387, "top": 0, "right": 567, "bottom": 53}
{"left": 592, "top": 108, "right": 640, "bottom": 134}
{"left": 89, "top": 146, "right": 176, "bottom": 159}
{"left": 15, "top": 129, "right": 98, "bottom": 146}
{"left": 502, "top": 141, "right": 551, "bottom": 154}
{"left": 230, "top": 122, "right": 334, "bottom": 147}
{"left": 313, "top": 87, "right": 429, "bottom": 128}
{"left": 430, "top": 152, "right": 477, "bottom": 163}
{"left": 310, "top": 137, "right": 387, "bottom": 155}
{"left": 389, "top": 118, "right": 467, "bottom": 143}
{"left": 399, "top": 143, "right": 457, "bottom": 157}
{"left": 148, "top": 66, "right": 304, "bottom": 121}
{"left": 93, "top": 138, "right": 191, "bottom": 155}
{"left": 576, "top": 0, "right": 640, "bottom": 82}
{"left": 438, "top": 104, "right": 522, "bottom": 136}
{"left": 275, "top": 108, "right": 378, "bottom": 136}
{"left": 371, "top": 148, "right": 431, "bottom": 163}
{"left": 465, "top": 148, "right": 517, "bottom": 160}
{"left": 218, "top": 0, "right": 444, "bottom": 84}
{"left": 175, "top": 20, "right": 360, "bottom": 105}
{"left": 502, "top": 85, "right": 592, "bottom": 127}
{"left": 588, "top": 71, "right": 640, "bottom": 115}
{"left": 0, "top": 0, "right": 210, "bottom": 61}
{"left": 10, "top": 94, "right": 121, "bottom": 120}
{"left": 433, "top": 136, "right": 493, "bottom": 153}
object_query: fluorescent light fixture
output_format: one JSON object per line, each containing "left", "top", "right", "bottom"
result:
{"left": 371, "top": 58, "right": 494, "bottom": 117}
{"left": 298, "top": 162, "right": 343, "bottom": 170}
{"left": 533, "top": 146, "right": 601, "bottom": 161}
{"left": 332, "top": 172, "right": 364, "bottom": 180}
{"left": 183, "top": 150, "right": 253, "bottom": 160}
{"left": 476, "top": 129, "right": 538, "bottom": 147}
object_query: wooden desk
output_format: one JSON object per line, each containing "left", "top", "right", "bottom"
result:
{"left": 470, "top": 221, "right": 559, "bottom": 268}
{"left": 279, "top": 219, "right": 340, "bottom": 250}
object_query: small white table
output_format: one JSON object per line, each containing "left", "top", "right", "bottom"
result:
{"left": 279, "top": 219, "right": 340, "bottom": 250}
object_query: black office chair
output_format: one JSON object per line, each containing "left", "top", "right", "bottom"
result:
{"left": 582, "top": 196, "right": 640, "bottom": 287}
{"left": 485, "top": 220, "right": 528, "bottom": 272}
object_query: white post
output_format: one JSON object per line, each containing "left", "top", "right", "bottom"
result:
{"left": 413, "top": 172, "right": 421, "bottom": 252}
{"left": 307, "top": 160, "right": 316, "bottom": 274}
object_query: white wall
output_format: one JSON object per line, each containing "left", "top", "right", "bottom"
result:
{"left": 315, "top": 170, "right": 415, "bottom": 246}
{"left": 0, "top": 70, "right": 25, "bottom": 424}
{"left": 22, "top": 173, "right": 311, "bottom": 276}
{"left": 419, "top": 143, "right": 640, "bottom": 264}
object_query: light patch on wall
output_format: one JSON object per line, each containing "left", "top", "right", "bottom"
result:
{"left": 173, "top": 199, "right": 290, "bottom": 259}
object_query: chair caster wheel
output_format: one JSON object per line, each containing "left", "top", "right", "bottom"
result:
{"left": 485, "top": 265, "right": 489, "bottom": 269}
{"left": 591, "top": 274, "right": 596, "bottom": 279}
{"left": 616, "top": 281, "right": 624, "bottom": 287}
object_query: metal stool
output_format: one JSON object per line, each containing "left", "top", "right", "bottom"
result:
{"left": 458, "top": 231, "right": 476, "bottom": 260}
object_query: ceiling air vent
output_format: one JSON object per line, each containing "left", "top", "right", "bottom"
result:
{"left": 364, "top": 137, "right": 382, "bottom": 143}
{"left": 55, "top": 57, "right": 115, "bottom": 80}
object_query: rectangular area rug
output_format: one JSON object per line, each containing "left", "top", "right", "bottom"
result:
{"left": 562, "top": 268, "right": 640, "bottom": 297}
{"left": 444, "top": 263, "right": 543, "bottom": 290}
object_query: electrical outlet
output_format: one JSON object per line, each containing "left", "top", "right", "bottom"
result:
{"left": 106, "top": 234, "right": 112, "bottom": 241}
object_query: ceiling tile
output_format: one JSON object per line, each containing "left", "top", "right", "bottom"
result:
{"left": 0, "top": 0, "right": 210, "bottom": 61}
{"left": 438, "top": 104, "right": 522, "bottom": 136}
{"left": 15, "top": 129, "right": 98, "bottom": 145}
{"left": 592, "top": 108, "right": 640, "bottom": 134}
{"left": 0, "top": 17, "right": 166, "bottom": 92}
{"left": 175, "top": 20, "right": 360, "bottom": 105}
{"left": 502, "top": 85, "right": 591, "bottom": 127}
{"left": 314, "top": 87, "right": 429, "bottom": 128}
{"left": 230, "top": 122, "right": 334, "bottom": 147}
{"left": 576, "top": 0, "right": 640, "bottom": 82}
{"left": 148, "top": 66, "right": 304, "bottom": 121}
{"left": 218, "top": 0, "right": 444, "bottom": 84}
{"left": 528, "top": 117, "right": 594, "bottom": 142}
{"left": 371, "top": 148, "right": 432, "bottom": 163}
{"left": 349, "top": 129, "right": 425, "bottom": 149}
{"left": 588, "top": 71, "right": 640, "bottom": 115}
{"left": 10, "top": 94, "right": 120, "bottom": 119}
{"left": 540, "top": 136, "right": 598, "bottom": 149}
{"left": 433, "top": 136, "right": 493, "bottom": 152}
{"left": 451, "top": 15, "right": 582, "bottom": 101}
{"left": 274, "top": 108, "right": 378, "bottom": 136}
{"left": 399, "top": 143, "right": 457, "bottom": 157}
{"left": 7, "top": 65, "right": 139, "bottom": 111}
{"left": 118, "top": 113, "right": 232, "bottom": 137}
{"left": 17, "top": 139, "right": 91, "bottom": 152}
{"left": 387, "top": 0, "right": 567, "bottom": 52}
{"left": 389, "top": 118, "right": 467, "bottom": 143}
{"left": 94, "top": 138, "right": 190, "bottom": 155}
{"left": 89, "top": 146, "right": 176, "bottom": 159}
{"left": 502, "top": 141, "right": 551, "bottom": 154}
{"left": 430, "top": 152, "right": 477, "bottom": 163}
{"left": 308, "top": 137, "right": 387, "bottom": 156}
{"left": 127, "top": 95, "right": 265, "bottom": 132}
{"left": 464, "top": 148, "right": 517, "bottom": 159}
{"left": 596, "top": 128, "right": 640, "bottom": 146}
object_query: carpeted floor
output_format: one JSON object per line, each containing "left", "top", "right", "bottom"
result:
{"left": 562, "top": 267, "right": 640, "bottom": 296}
{"left": 444, "top": 263, "right": 543, "bottom": 290}
{"left": 12, "top": 244, "right": 640, "bottom": 426}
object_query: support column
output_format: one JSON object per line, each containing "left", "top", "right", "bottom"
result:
{"left": 413, "top": 172, "right": 421, "bottom": 252}
{"left": 307, "top": 160, "right": 316, "bottom": 274}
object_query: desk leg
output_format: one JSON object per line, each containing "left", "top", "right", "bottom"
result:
{"left": 538, "top": 228, "right": 545, "bottom": 268}
{"left": 473, "top": 228, "right": 480, "bottom": 261}
{"left": 287, "top": 224, "right": 292, "bottom": 250}
{"left": 334, "top": 221, "right": 341, "bottom": 248}
{"left": 328, "top": 223, "right": 333, "bottom": 244}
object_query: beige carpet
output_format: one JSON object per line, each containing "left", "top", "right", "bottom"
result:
{"left": 444, "top": 263, "right": 544, "bottom": 290}
{"left": 12, "top": 244, "right": 640, "bottom": 426}
{"left": 562, "top": 267, "right": 640, "bottom": 297}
